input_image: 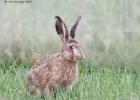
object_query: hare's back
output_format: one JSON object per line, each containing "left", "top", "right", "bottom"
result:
{"left": 27, "top": 53, "right": 61, "bottom": 89}
{"left": 31, "top": 53, "right": 60, "bottom": 69}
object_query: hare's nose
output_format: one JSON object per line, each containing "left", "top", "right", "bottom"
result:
{"left": 74, "top": 56, "right": 80, "bottom": 61}
{"left": 74, "top": 53, "right": 84, "bottom": 61}
{"left": 74, "top": 54, "right": 84, "bottom": 61}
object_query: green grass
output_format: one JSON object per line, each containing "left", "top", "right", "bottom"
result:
{"left": 0, "top": 60, "right": 140, "bottom": 100}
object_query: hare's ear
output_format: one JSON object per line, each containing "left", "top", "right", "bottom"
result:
{"left": 55, "top": 16, "right": 69, "bottom": 42}
{"left": 70, "top": 16, "right": 81, "bottom": 38}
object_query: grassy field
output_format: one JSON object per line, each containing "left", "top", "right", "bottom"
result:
{"left": 0, "top": 0, "right": 140, "bottom": 100}
{"left": 0, "top": 59, "right": 139, "bottom": 100}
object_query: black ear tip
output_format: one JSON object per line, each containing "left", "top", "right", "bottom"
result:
{"left": 55, "top": 16, "right": 61, "bottom": 19}
{"left": 78, "top": 16, "right": 81, "bottom": 19}
{"left": 55, "top": 16, "right": 62, "bottom": 22}
{"left": 55, "top": 16, "right": 59, "bottom": 18}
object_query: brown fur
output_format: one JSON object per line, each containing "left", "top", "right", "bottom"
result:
{"left": 28, "top": 53, "right": 78, "bottom": 95}
{"left": 27, "top": 16, "right": 84, "bottom": 97}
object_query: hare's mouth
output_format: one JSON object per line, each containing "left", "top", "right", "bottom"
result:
{"left": 74, "top": 57, "right": 82, "bottom": 61}
{"left": 63, "top": 54, "right": 84, "bottom": 62}
{"left": 68, "top": 57, "right": 82, "bottom": 61}
{"left": 74, "top": 54, "right": 85, "bottom": 61}
{"left": 64, "top": 57, "right": 74, "bottom": 61}
{"left": 63, "top": 56, "right": 76, "bottom": 62}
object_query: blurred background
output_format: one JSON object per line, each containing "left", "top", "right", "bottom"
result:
{"left": 0, "top": 0, "right": 140, "bottom": 68}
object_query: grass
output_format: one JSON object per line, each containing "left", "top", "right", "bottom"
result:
{"left": 0, "top": 59, "right": 140, "bottom": 100}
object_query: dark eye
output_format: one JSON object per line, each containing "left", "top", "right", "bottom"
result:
{"left": 69, "top": 45, "right": 73, "bottom": 49}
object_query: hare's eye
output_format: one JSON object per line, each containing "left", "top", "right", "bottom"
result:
{"left": 69, "top": 45, "right": 73, "bottom": 49}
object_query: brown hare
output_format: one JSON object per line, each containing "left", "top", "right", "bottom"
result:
{"left": 27, "top": 16, "right": 85, "bottom": 98}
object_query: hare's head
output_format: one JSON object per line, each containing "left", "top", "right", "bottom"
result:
{"left": 55, "top": 16, "right": 85, "bottom": 61}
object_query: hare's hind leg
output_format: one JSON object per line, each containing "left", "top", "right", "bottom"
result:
{"left": 28, "top": 85, "right": 38, "bottom": 95}
{"left": 41, "top": 87, "right": 56, "bottom": 100}
{"left": 62, "top": 82, "right": 73, "bottom": 92}
{"left": 52, "top": 87, "right": 58, "bottom": 99}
